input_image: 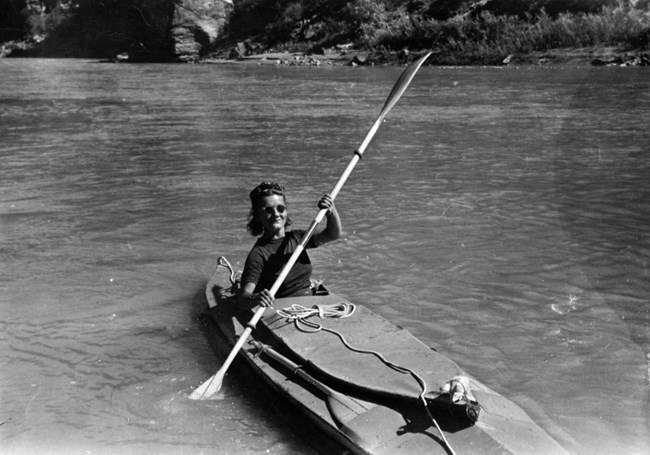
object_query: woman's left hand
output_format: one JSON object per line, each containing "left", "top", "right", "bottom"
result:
{"left": 318, "top": 194, "right": 334, "bottom": 213}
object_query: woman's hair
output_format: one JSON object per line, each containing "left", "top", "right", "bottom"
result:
{"left": 246, "top": 181, "right": 292, "bottom": 236}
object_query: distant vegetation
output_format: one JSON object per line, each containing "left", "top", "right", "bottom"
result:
{"left": 2, "top": 0, "right": 649, "bottom": 64}
{"left": 225, "top": 0, "right": 650, "bottom": 63}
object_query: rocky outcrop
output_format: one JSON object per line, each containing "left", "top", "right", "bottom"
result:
{"left": 171, "top": 0, "right": 232, "bottom": 62}
{"left": 591, "top": 53, "right": 650, "bottom": 66}
{"left": 0, "top": 0, "right": 233, "bottom": 62}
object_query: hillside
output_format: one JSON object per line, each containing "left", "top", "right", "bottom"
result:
{"left": 1, "top": 0, "right": 649, "bottom": 65}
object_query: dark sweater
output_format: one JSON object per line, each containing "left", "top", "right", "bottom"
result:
{"left": 241, "top": 230, "right": 317, "bottom": 298}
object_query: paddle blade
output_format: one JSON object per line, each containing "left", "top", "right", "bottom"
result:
{"left": 189, "top": 369, "right": 224, "bottom": 400}
{"left": 379, "top": 52, "right": 431, "bottom": 119}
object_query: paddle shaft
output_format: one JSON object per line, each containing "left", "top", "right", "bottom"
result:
{"left": 191, "top": 53, "right": 431, "bottom": 400}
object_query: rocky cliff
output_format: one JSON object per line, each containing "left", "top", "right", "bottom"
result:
{"left": 171, "top": 0, "right": 232, "bottom": 62}
{"left": 1, "top": 0, "right": 232, "bottom": 62}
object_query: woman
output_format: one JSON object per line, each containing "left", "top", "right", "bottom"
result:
{"left": 238, "top": 181, "right": 342, "bottom": 310}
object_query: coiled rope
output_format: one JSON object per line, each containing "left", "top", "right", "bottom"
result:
{"left": 278, "top": 304, "right": 456, "bottom": 455}
{"left": 276, "top": 302, "right": 356, "bottom": 320}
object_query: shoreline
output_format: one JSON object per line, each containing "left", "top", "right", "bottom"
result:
{"left": 199, "top": 46, "right": 650, "bottom": 67}
{"left": 3, "top": 40, "right": 649, "bottom": 67}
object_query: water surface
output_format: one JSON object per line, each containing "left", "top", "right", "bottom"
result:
{"left": 1, "top": 58, "right": 648, "bottom": 454}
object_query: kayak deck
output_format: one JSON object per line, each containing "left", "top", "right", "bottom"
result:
{"left": 199, "top": 261, "right": 571, "bottom": 455}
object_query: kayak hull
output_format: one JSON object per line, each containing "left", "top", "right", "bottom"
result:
{"left": 198, "top": 261, "right": 572, "bottom": 455}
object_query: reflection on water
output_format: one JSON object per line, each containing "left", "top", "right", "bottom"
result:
{"left": 1, "top": 59, "right": 648, "bottom": 454}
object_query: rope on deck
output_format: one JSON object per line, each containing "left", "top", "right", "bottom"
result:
{"left": 278, "top": 303, "right": 457, "bottom": 455}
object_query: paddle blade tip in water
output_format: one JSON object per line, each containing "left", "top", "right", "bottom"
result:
{"left": 189, "top": 372, "right": 223, "bottom": 400}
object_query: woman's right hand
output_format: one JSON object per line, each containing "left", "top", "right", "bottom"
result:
{"left": 252, "top": 289, "right": 274, "bottom": 308}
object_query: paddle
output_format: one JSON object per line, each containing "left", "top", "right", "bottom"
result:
{"left": 190, "top": 52, "right": 432, "bottom": 401}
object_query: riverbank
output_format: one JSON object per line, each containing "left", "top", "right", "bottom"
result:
{"left": 4, "top": 38, "right": 648, "bottom": 67}
{"left": 196, "top": 45, "right": 650, "bottom": 67}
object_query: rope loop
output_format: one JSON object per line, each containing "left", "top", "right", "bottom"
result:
{"left": 276, "top": 302, "right": 356, "bottom": 321}
{"left": 217, "top": 256, "right": 238, "bottom": 284}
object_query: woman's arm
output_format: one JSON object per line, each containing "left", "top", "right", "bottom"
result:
{"left": 238, "top": 282, "right": 274, "bottom": 310}
{"left": 312, "top": 194, "right": 342, "bottom": 246}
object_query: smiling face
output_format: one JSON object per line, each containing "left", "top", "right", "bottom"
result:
{"left": 257, "top": 194, "right": 288, "bottom": 239}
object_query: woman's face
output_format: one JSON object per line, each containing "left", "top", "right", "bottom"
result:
{"left": 257, "top": 194, "right": 287, "bottom": 237}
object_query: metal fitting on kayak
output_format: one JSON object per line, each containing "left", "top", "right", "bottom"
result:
{"left": 436, "top": 375, "right": 480, "bottom": 423}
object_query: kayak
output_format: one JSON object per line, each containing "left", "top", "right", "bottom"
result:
{"left": 198, "top": 257, "right": 571, "bottom": 455}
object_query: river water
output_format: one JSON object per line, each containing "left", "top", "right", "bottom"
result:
{"left": 1, "top": 58, "right": 648, "bottom": 455}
